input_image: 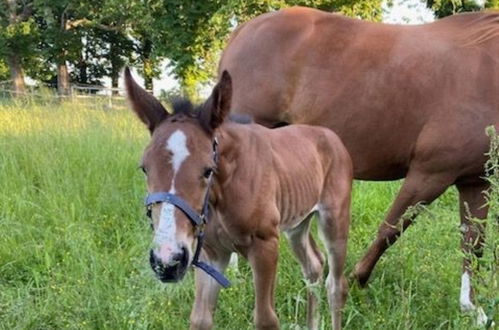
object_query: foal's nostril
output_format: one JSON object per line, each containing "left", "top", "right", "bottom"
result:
{"left": 149, "top": 249, "right": 161, "bottom": 271}
{"left": 172, "top": 246, "right": 189, "bottom": 268}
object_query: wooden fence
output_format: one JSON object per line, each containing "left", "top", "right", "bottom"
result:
{"left": 0, "top": 82, "right": 140, "bottom": 110}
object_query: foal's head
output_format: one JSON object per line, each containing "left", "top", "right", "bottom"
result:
{"left": 125, "top": 68, "right": 232, "bottom": 282}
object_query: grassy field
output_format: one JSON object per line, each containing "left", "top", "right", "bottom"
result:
{"left": 0, "top": 100, "right": 497, "bottom": 329}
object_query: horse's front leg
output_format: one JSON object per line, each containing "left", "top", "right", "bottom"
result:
{"left": 246, "top": 233, "right": 280, "bottom": 330}
{"left": 190, "top": 247, "right": 232, "bottom": 330}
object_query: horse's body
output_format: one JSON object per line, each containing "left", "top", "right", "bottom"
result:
{"left": 219, "top": 6, "right": 499, "bottom": 320}
{"left": 125, "top": 70, "right": 353, "bottom": 329}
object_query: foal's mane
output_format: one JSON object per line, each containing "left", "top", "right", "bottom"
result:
{"left": 169, "top": 97, "right": 253, "bottom": 131}
{"left": 170, "top": 98, "right": 198, "bottom": 117}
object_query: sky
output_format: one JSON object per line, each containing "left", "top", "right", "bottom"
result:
{"left": 382, "top": 0, "right": 435, "bottom": 24}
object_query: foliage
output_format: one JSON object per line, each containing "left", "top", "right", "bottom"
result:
{"left": 473, "top": 126, "right": 499, "bottom": 328}
{"left": 485, "top": 0, "right": 499, "bottom": 9}
{"left": 0, "top": 58, "right": 9, "bottom": 80}
{"left": 0, "top": 0, "right": 40, "bottom": 83}
{"left": 425, "top": 0, "right": 499, "bottom": 18}
{"left": 425, "top": 0, "right": 481, "bottom": 18}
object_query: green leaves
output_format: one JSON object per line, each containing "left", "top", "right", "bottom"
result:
{"left": 426, "top": 0, "right": 483, "bottom": 18}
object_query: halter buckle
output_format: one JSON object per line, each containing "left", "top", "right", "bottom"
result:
{"left": 193, "top": 223, "right": 205, "bottom": 237}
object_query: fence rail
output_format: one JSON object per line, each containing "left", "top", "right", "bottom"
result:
{"left": 0, "top": 83, "right": 133, "bottom": 110}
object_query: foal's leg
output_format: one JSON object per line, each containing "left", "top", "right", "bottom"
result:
{"left": 246, "top": 234, "right": 280, "bottom": 330}
{"left": 190, "top": 247, "right": 232, "bottom": 330}
{"left": 352, "top": 169, "right": 454, "bottom": 286}
{"left": 456, "top": 181, "right": 489, "bottom": 325}
{"left": 317, "top": 205, "right": 349, "bottom": 330}
{"left": 285, "top": 213, "right": 324, "bottom": 330}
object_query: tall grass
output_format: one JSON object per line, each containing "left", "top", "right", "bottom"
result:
{"left": 0, "top": 101, "right": 497, "bottom": 329}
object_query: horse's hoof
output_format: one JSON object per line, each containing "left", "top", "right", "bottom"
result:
{"left": 349, "top": 269, "right": 370, "bottom": 288}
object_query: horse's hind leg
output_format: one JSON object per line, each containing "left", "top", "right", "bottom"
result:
{"left": 285, "top": 213, "right": 324, "bottom": 330}
{"left": 190, "top": 247, "right": 232, "bottom": 330}
{"left": 456, "top": 181, "right": 489, "bottom": 325}
{"left": 352, "top": 169, "right": 454, "bottom": 286}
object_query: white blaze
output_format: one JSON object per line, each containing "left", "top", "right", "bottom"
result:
{"left": 155, "top": 203, "right": 176, "bottom": 245}
{"left": 166, "top": 129, "right": 190, "bottom": 194}
{"left": 154, "top": 129, "right": 190, "bottom": 260}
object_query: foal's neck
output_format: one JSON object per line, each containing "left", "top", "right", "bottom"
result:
{"left": 212, "top": 123, "right": 272, "bottom": 210}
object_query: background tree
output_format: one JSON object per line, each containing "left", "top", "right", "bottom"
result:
{"left": 33, "top": 0, "right": 131, "bottom": 94}
{"left": 0, "top": 0, "right": 39, "bottom": 95}
{"left": 0, "top": 59, "right": 9, "bottom": 81}
{"left": 485, "top": 0, "right": 499, "bottom": 8}
{"left": 426, "top": 0, "right": 499, "bottom": 18}
{"left": 101, "top": 30, "right": 134, "bottom": 92}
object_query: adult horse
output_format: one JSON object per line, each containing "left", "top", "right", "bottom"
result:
{"left": 219, "top": 6, "right": 499, "bottom": 319}
{"left": 125, "top": 69, "right": 353, "bottom": 329}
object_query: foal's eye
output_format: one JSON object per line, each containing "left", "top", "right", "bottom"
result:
{"left": 203, "top": 168, "right": 213, "bottom": 179}
{"left": 139, "top": 166, "right": 147, "bottom": 175}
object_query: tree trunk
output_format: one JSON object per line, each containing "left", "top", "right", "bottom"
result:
{"left": 111, "top": 73, "right": 119, "bottom": 96}
{"left": 76, "top": 56, "right": 88, "bottom": 85}
{"left": 143, "top": 60, "right": 154, "bottom": 92}
{"left": 57, "top": 61, "right": 70, "bottom": 96}
{"left": 142, "top": 38, "right": 153, "bottom": 92}
{"left": 6, "top": 0, "right": 28, "bottom": 97}
{"left": 109, "top": 41, "right": 120, "bottom": 96}
{"left": 6, "top": 53, "right": 26, "bottom": 96}
{"left": 57, "top": 12, "right": 71, "bottom": 96}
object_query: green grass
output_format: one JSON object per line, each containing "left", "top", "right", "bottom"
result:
{"left": 0, "top": 101, "right": 497, "bottom": 329}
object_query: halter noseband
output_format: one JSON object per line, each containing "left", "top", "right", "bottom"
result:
{"left": 144, "top": 138, "right": 231, "bottom": 288}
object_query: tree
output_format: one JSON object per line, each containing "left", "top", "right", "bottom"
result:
{"left": 33, "top": 0, "right": 130, "bottom": 95}
{"left": 425, "top": 0, "right": 499, "bottom": 18}
{"left": 0, "top": 0, "right": 38, "bottom": 95}
{"left": 426, "top": 0, "right": 482, "bottom": 18}
{"left": 100, "top": 30, "right": 134, "bottom": 92}
{"left": 0, "top": 59, "right": 9, "bottom": 81}
{"left": 485, "top": 0, "right": 499, "bottom": 9}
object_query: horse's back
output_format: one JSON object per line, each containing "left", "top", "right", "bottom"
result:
{"left": 220, "top": 7, "right": 499, "bottom": 180}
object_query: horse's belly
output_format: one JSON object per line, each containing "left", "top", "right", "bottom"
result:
{"left": 279, "top": 204, "right": 319, "bottom": 232}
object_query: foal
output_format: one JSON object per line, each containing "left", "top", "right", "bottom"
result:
{"left": 125, "top": 69, "right": 353, "bottom": 330}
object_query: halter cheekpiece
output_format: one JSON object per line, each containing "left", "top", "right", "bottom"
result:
{"left": 144, "top": 137, "right": 231, "bottom": 288}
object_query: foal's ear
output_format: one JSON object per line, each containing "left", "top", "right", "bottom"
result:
{"left": 124, "top": 67, "right": 168, "bottom": 134}
{"left": 200, "top": 70, "right": 232, "bottom": 132}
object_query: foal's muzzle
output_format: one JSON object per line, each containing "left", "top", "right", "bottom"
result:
{"left": 149, "top": 247, "right": 189, "bottom": 283}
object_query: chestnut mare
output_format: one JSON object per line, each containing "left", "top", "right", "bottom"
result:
{"left": 219, "top": 6, "right": 499, "bottom": 321}
{"left": 125, "top": 69, "right": 353, "bottom": 329}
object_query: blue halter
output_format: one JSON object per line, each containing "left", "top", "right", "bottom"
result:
{"left": 144, "top": 138, "right": 230, "bottom": 288}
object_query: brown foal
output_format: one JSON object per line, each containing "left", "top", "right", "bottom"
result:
{"left": 125, "top": 69, "right": 353, "bottom": 329}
